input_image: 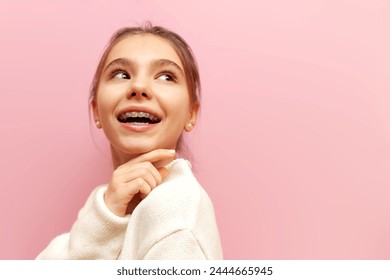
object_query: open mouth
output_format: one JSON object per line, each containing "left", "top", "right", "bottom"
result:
{"left": 117, "top": 111, "right": 161, "bottom": 124}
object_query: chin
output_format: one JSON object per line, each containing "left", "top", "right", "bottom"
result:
{"left": 121, "top": 145, "right": 155, "bottom": 155}
{"left": 113, "top": 136, "right": 177, "bottom": 156}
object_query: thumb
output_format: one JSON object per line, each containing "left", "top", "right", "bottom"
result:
{"left": 158, "top": 167, "right": 169, "bottom": 180}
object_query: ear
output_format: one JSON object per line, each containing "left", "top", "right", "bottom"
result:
{"left": 91, "top": 99, "right": 101, "bottom": 128}
{"left": 184, "top": 101, "right": 200, "bottom": 132}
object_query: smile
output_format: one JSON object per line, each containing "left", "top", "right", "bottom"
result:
{"left": 117, "top": 111, "right": 161, "bottom": 124}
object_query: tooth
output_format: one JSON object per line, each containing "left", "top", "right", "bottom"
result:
{"left": 120, "top": 111, "right": 159, "bottom": 121}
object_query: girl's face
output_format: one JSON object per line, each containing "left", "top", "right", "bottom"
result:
{"left": 92, "top": 34, "right": 198, "bottom": 161}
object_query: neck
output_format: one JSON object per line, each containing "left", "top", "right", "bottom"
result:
{"left": 110, "top": 145, "right": 139, "bottom": 169}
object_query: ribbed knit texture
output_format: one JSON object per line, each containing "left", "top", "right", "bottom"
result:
{"left": 36, "top": 159, "right": 223, "bottom": 260}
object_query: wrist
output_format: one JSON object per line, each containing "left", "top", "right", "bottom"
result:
{"left": 103, "top": 191, "right": 127, "bottom": 217}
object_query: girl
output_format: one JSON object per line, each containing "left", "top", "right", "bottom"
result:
{"left": 36, "top": 24, "right": 223, "bottom": 260}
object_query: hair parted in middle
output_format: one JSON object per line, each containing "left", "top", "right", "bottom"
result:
{"left": 89, "top": 22, "right": 201, "bottom": 154}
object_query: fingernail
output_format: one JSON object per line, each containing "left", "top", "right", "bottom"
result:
{"left": 168, "top": 149, "right": 176, "bottom": 154}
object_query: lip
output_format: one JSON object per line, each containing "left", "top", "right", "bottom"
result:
{"left": 116, "top": 105, "right": 162, "bottom": 133}
{"left": 116, "top": 105, "right": 162, "bottom": 120}
{"left": 119, "top": 121, "right": 159, "bottom": 132}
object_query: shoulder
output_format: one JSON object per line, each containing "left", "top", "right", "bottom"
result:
{"left": 157, "top": 158, "right": 211, "bottom": 208}
{"left": 125, "top": 159, "right": 223, "bottom": 259}
{"left": 132, "top": 158, "right": 215, "bottom": 228}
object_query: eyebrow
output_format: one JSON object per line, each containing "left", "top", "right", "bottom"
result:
{"left": 103, "top": 57, "right": 184, "bottom": 75}
{"left": 103, "top": 58, "right": 132, "bottom": 73}
{"left": 151, "top": 59, "right": 184, "bottom": 75}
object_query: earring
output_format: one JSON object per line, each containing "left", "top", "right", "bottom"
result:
{"left": 96, "top": 120, "right": 102, "bottom": 128}
{"left": 186, "top": 123, "right": 193, "bottom": 131}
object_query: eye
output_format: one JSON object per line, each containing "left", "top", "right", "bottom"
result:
{"left": 157, "top": 72, "right": 176, "bottom": 82}
{"left": 113, "top": 71, "right": 130, "bottom": 80}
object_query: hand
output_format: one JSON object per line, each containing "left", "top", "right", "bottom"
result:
{"left": 104, "top": 149, "right": 176, "bottom": 217}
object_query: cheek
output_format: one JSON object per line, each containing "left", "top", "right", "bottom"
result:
{"left": 96, "top": 85, "right": 123, "bottom": 114}
{"left": 96, "top": 96, "right": 111, "bottom": 117}
{"left": 162, "top": 86, "right": 191, "bottom": 109}
{"left": 167, "top": 97, "right": 191, "bottom": 121}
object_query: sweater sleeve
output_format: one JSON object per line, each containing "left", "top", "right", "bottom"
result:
{"left": 143, "top": 229, "right": 207, "bottom": 260}
{"left": 36, "top": 186, "right": 130, "bottom": 260}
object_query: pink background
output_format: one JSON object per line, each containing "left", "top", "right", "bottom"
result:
{"left": 1, "top": 0, "right": 390, "bottom": 259}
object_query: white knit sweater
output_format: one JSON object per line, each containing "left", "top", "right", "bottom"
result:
{"left": 36, "top": 159, "right": 223, "bottom": 260}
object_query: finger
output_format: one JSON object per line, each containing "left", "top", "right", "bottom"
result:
{"left": 126, "top": 165, "right": 158, "bottom": 189}
{"left": 127, "top": 177, "right": 151, "bottom": 196}
{"left": 140, "top": 161, "right": 164, "bottom": 184}
{"left": 147, "top": 163, "right": 163, "bottom": 186}
{"left": 125, "top": 149, "right": 176, "bottom": 168}
{"left": 153, "top": 157, "right": 175, "bottom": 169}
{"left": 126, "top": 193, "right": 142, "bottom": 215}
{"left": 139, "top": 192, "right": 147, "bottom": 200}
{"left": 117, "top": 162, "right": 162, "bottom": 186}
{"left": 158, "top": 167, "right": 169, "bottom": 181}
{"left": 131, "top": 163, "right": 163, "bottom": 188}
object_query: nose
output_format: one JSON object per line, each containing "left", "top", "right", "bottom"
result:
{"left": 127, "top": 75, "right": 151, "bottom": 100}
{"left": 128, "top": 91, "right": 149, "bottom": 98}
